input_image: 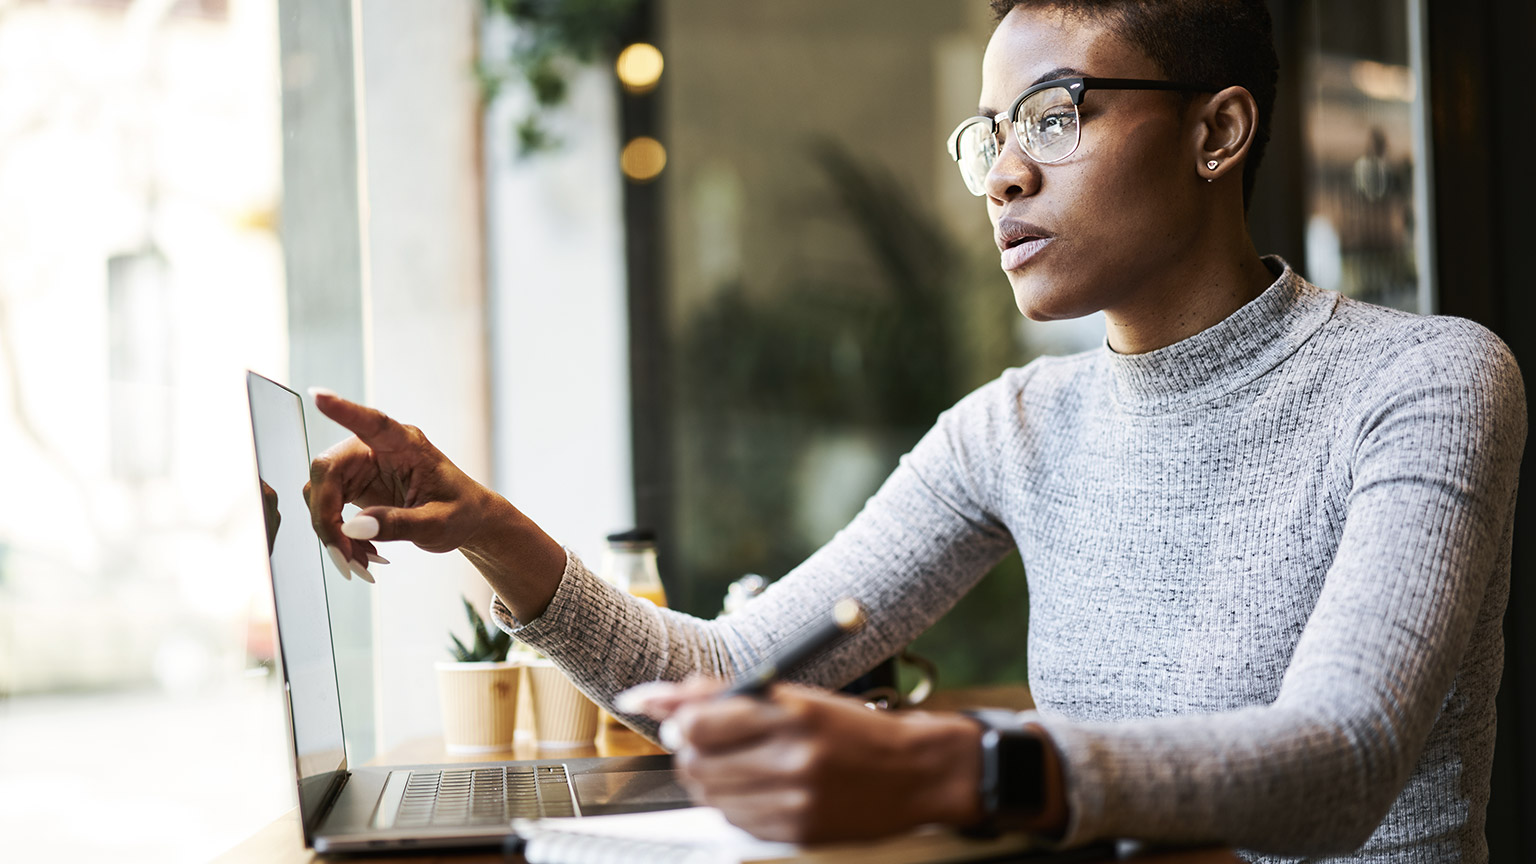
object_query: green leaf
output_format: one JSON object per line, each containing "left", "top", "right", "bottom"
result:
{"left": 515, "top": 117, "right": 557, "bottom": 157}
{"left": 449, "top": 633, "right": 474, "bottom": 662}
{"left": 522, "top": 57, "right": 567, "bottom": 107}
{"left": 490, "top": 630, "right": 513, "bottom": 662}
{"left": 460, "top": 597, "right": 488, "bottom": 657}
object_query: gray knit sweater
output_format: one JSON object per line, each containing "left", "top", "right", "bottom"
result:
{"left": 494, "top": 260, "right": 1526, "bottom": 862}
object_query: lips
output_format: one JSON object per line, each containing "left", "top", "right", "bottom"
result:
{"left": 995, "top": 219, "right": 1055, "bottom": 271}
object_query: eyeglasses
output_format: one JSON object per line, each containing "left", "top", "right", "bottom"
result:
{"left": 946, "top": 76, "right": 1220, "bottom": 196}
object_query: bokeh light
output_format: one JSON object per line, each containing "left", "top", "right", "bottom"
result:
{"left": 620, "top": 136, "right": 667, "bottom": 182}
{"left": 615, "top": 42, "right": 664, "bottom": 94}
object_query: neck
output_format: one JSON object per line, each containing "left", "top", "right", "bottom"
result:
{"left": 1102, "top": 224, "right": 1274, "bottom": 355}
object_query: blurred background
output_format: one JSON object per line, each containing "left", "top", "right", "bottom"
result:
{"left": 0, "top": 0, "right": 1530, "bottom": 860}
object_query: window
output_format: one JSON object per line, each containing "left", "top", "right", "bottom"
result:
{"left": 622, "top": 1, "right": 1104, "bottom": 689}
{"left": 0, "top": 1, "right": 292, "bottom": 859}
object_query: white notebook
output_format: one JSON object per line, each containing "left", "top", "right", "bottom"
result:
{"left": 512, "top": 806, "right": 1046, "bottom": 864}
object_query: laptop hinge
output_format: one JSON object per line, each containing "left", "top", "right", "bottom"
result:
{"left": 315, "top": 771, "right": 349, "bottom": 829}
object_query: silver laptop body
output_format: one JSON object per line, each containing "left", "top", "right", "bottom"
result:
{"left": 247, "top": 371, "right": 689, "bottom": 853}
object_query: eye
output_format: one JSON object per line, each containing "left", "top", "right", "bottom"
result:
{"left": 1038, "top": 111, "right": 1074, "bottom": 135}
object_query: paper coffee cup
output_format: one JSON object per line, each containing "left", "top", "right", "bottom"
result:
{"left": 524, "top": 661, "right": 599, "bottom": 749}
{"left": 435, "top": 661, "right": 521, "bottom": 754}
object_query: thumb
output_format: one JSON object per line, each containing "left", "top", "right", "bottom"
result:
{"left": 342, "top": 501, "right": 459, "bottom": 550}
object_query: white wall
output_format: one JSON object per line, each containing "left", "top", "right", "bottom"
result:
{"left": 483, "top": 21, "right": 635, "bottom": 569}
{"left": 354, "top": 0, "right": 494, "bottom": 754}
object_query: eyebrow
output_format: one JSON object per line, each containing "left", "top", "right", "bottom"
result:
{"left": 978, "top": 66, "right": 1086, "bottom": 117}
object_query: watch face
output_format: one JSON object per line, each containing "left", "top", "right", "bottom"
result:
{"left": 995, "top": 729, "right": 1046, "bottom": 815}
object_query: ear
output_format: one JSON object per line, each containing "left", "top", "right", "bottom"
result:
{"left": 1191, "top": 85, "right": 1259, "bottom": 183}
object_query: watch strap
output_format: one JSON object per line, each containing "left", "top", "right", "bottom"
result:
{"left": 960, "top": 709, "right": 1046, "bottom": 837}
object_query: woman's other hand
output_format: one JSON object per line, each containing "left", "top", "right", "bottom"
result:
{"left": 623, "top": 678, "right": 987, "bottom": 844}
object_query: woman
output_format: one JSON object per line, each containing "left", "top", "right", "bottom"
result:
{"left": 305, "top": 2, "right": 1525, "bottom": 860}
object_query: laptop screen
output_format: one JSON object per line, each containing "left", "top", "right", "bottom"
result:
{"left": 247, "top": 371, "right": 348, "bottom": 831}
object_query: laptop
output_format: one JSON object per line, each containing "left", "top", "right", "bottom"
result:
{"left": 246, "top": 370, "right": 691, "bottom": 853}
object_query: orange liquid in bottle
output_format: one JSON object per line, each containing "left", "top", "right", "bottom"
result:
{"left": 628, "top": 584, "right": 668, "bottom": 608}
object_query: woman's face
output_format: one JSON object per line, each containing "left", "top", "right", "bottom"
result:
{"left": 982, "top": 7, "right": 1206, "bottom": 321}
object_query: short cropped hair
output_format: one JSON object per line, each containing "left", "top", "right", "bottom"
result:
{"left": 988, "top": 0, "right": 1278, "bottom": 208}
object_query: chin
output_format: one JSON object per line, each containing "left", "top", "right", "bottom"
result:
{"left": 1009, "top": 273, "right": 1090, "bottom": 322}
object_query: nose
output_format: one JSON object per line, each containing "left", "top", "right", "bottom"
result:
{"left": 984, "top": 129, "right": 1042, "bottom": 202}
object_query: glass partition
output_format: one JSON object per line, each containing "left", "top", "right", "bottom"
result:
{"left": 640, "top": 1, "right": 1105, "bottom": 689}
{"left": 1299, "top": 0, "right": 1434, "bottom": 313}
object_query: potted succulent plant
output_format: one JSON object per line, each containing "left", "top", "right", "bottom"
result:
{"left": 436, "top": 596, "right": 522, "bottom": 753}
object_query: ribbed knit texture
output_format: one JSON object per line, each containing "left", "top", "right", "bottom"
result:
{"left": 493, "top": 259, "right": 1526, "bottom": 862}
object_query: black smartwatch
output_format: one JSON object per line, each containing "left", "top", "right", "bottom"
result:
{"left": 961, "top": 709, "right": 1047, "bottom": 837}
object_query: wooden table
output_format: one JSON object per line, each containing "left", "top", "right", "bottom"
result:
{"left": 216, "top": 691, "right": 1240, "bottom": 864}
{"left": 215, "top": 722, "right": 663, "bottom": 864}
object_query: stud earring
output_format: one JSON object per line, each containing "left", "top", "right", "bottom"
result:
{"left": 1206, "top": 160, "right": 1219, "bottom": 170}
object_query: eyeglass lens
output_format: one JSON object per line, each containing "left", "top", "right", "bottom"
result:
{"left": 953, "top": 85, "right": 1081, "bottom": 194}
{"left": 954, "top": 122, "right": 999, "bottom": 195}
{"left": 1017, "top": 86, "right": 1080, "bottom": 163}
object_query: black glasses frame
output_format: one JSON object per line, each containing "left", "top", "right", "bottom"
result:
{"left": 946, "top": 76, "right": 1222, "bottom": 185}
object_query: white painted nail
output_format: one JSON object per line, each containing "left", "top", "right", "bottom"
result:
{"left": 342, "top": 514, "right": 379, "bottom": 540}
{"left": 350, "top": 561, "right": 375, "bottom": 584}
{"left": 614, "top": 681, "right": 672, "bottom": 715}
{"left": 365, "top": 552, "right": 390, "bottom": 566}
{"left": 307, "top": 386, "right": 339, "bottom": 400}
{"left": 326, "top": 545, "right": 352, "bottom": 581}
{"left": 658, "top": 719, "right": 683, "bottom": 752}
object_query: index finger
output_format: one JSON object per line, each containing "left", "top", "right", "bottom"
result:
{"left": 309, "top": 387, "right": 414, "bottom": 452}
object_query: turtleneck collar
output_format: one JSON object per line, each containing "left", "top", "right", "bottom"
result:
{"left": 1102, "top": 257, "right": 1338, "bottom": 414}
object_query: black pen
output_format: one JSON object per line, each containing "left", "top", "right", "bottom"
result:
{"left": 720, "top": 597, "right": 867, "bottom": 698}
{"left": 632, "top": 598, "right": 867, "bottom": 751}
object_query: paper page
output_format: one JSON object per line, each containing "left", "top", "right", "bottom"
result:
{"left": 514, "top": 806, "right": 1043, "bottom": 864}
{"left": 515, "top": 806, "right": 799, "bottom": 863}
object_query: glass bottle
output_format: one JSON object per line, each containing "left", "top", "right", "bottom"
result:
{"left": 597, "top": 529, "right": 666, "bottom": 733}
{"left": 599, "top": 529, "right": 667, "bottom": 608}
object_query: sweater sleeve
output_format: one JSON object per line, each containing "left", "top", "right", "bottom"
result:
{"left": 490, "top": 373, "right": 1026, "bottom": 739}
{"left": 1031, "top": 323, "right": 1526, "bottom": 855}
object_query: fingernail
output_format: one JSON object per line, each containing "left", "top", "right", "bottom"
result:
{"left": 658, "top": 719, "right": 683, "bottom": 752}
{"left": 365, "top": 552, "right": 390, "bottom": 566}
{"left": 342, "top": 514, "right": 379, "bottom": 540}
{"left": 307, "top": 386, "right": 339, "bottom": 400}
{"left": 614, "top": 682, "right": 668, "bottom": 714}
{"left": 350, "top": 561, "right": 375, "bottom": 584}
{"left": 326, "top": 544, "right": 352, "bottom": 580}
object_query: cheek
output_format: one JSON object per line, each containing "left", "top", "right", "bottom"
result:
{"left": 1074, "top": 119, "right": 1191, "bottom": 227}
{"left": 1088, "top": 162, "right": 1158, "bottom": 220}
{"left": 1065, "top": 167, "right": 1191, "bottom": 265}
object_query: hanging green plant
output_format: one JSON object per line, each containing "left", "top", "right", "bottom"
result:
{"left": 480, "top": 0, "right": 642, "bottom": 157}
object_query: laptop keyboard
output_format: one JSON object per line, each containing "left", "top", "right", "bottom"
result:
{"left": 394, "top": 765, "right": 575, "bottom": 828}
